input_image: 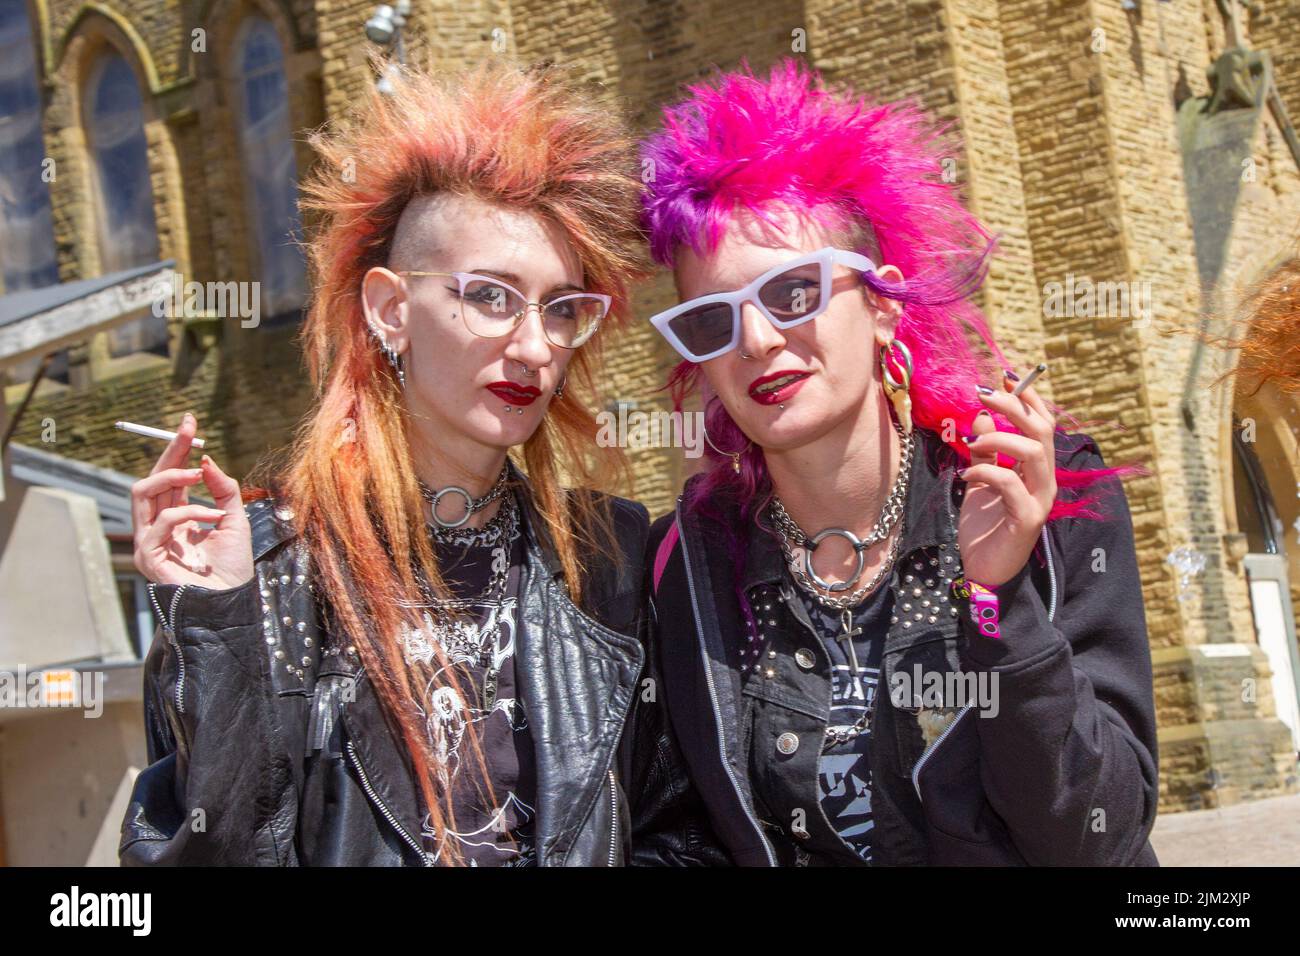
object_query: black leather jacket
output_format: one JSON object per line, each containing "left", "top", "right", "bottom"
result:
{"left": 119, "top": 468, "right": 649, "bottom": 866}
{"left": 629, "top": 427, "right": 1161, "bottom": 866}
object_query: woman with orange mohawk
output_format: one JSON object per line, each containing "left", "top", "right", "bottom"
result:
{"left": 120, "top": 59, "right": 653, "bottom": 866}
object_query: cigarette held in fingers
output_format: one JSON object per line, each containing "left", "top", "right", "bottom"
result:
{"left": 1011, "top": 363, "right": 1047, "bottom": 398}
{"left": 115, "top": 420, "right": 206, "bottom": 449}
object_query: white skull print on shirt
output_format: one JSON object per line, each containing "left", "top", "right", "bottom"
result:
{"left": 397, "top": 498, "right": 538, "bottom": 866}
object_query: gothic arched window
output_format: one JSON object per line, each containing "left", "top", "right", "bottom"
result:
{"left": 84, "top": 50, "right": 166, "bottom": 356}
{"left": 235, "top": 17, "right": 306, "bottom": 321}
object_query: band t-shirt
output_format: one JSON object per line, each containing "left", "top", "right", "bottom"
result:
{"left": 793, "top": 581, "right": 892, "bottom": 863}
{"left": 400, "top": 507, "right": 537, "bottom": 866}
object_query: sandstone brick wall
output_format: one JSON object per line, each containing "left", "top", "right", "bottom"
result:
{"left": 1251, "top": 0, "right": 1300, "bottom": 128}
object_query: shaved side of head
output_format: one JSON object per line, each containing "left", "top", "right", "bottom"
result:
{"left": 388, "top": 192, "right": 459, "bottom": 272}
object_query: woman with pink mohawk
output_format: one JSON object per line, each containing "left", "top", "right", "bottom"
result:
{"left": 622, "top": 58, "right": 1160, "bottom": 866}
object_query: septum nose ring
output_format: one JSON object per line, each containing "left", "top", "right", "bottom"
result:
{"left": 517, "top": 361, "right": 538, "bottom": 378}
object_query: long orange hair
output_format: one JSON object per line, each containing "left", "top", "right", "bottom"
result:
{"left": 246, "top": 56, "right": 651, "bottom": 864}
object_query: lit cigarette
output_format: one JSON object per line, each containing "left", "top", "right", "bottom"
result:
{"left": 114, "top": 420, "right": 206, "bottom": 449}
{"left": 1011, "top": 363, "right": 1047, "bottom": 397}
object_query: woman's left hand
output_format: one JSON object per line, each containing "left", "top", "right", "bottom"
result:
{"left": 956, "top": 369, "right": 1058, "bottom": 588}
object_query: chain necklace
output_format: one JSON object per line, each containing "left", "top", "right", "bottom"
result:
{"left": 417, "top": 466, "right": 510, "bottom": 529}
{"left": 771, "top": 415, "right": 912, "bottom": 751}
{"left": 769, "top": 415, "right": 913, "bottom": 610}
{"left": 404, "top": 492, "right": 519, "bottom": 710}
{"left": 427, "top": 491, "right": 517, "bottom": 549}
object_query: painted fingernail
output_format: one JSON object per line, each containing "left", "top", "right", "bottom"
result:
{"left": 958, "top": 467, "right": 969, "bottom": 478}
{"left": 976, "top": 385, "right": 994, "bottom": 396}
{"left": 965, "top": 433, "right": 981, "bottom": 444}
{"left": 1003, "top": 368, "right": 1020, "bottom": 382}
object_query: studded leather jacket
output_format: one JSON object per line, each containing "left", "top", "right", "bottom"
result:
{"left": 118, "top": 468, "right": 649, "bottom": 866}
{"left": 633, "top": 427, "right": 1161, "bottom": 866}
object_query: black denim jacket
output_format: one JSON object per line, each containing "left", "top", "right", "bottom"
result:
{"left": 628, "top": 426, "right": 1161, "bottom": 866}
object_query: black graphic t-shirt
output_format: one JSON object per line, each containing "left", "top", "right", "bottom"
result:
{"left": 400, "top": 507, "right": 537, "bottom": 866}
{"left": 793, "top": 581, "right": 892, "bottom": 863}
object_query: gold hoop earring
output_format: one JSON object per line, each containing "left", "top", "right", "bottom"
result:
{"left": 701, "top": 406, "right": 752, "bottom": 474}
{"left": 879, "top": 337, "right": 914, "bottom": 436}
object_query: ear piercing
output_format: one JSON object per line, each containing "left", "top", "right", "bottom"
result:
{"left": 369, "top": 328, "right": 405, "bottom": 388}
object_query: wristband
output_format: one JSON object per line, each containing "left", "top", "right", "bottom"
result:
{"left": 950, "top": 575, "right": 1001, "bottom": 639}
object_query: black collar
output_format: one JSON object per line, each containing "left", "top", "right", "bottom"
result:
{"left": 733, "top": 426, "right": 962, "bottom": 593}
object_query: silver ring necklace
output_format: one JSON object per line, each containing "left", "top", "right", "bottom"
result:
{"left": 769, "top": 414, "right": 914, "bottom": 610}
{"left": 417, "top": 465, "right": 509, "bottom": 529}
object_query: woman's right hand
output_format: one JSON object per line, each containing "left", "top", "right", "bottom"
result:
{"left": 131, "top": 412, "right": 255, "bottom": 589}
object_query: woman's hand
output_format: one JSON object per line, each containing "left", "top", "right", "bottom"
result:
{"left": 131, "top": 412, "right": 254, "bottom": 589}
{"left": 956, "top": 370, "right": 1058, "bottom": 588}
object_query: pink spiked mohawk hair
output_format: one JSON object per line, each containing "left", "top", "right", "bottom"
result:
{"left": 639, "top": 57, "right": 1137, "bottom": 526}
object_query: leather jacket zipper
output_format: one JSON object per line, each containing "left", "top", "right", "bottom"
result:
{"left": 911, "top": 527, "right": 1059, "bottom": 801}
{"left": 607, "top": 769, "right": 618, "bottom": 867}
{"left": 675, "top": 500, "right": 777, "bottom": 865}
{"left": 148, "top": 582, "right": 190, "bottom": 715}
{"left": 346, "top": 739, "right": 434, "bottom": 866}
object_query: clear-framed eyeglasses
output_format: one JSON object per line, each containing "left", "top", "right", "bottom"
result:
{"left": 395, "top": 270, "right": 610, "bottom": 349}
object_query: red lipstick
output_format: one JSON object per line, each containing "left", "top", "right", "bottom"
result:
{"left": 486, "top": 381, "right": 542, "bottom": 406}
{"left": 748, "top": 370, "right": 812, "bottom": 406}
